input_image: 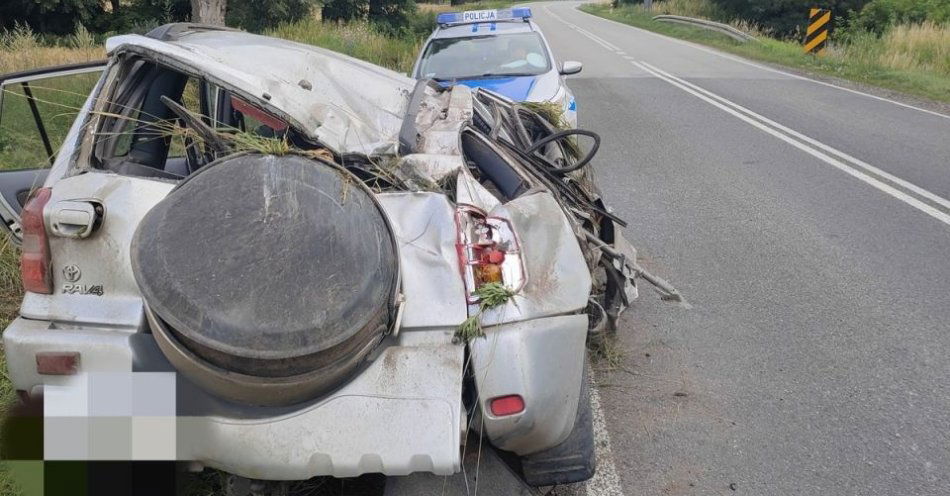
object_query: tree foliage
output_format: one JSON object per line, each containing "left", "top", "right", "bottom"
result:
{"left": 845, "top": 0, "right": 950, "bottom": 35}
{"left": 228, "top": 0, "right": 315, "bottom": 31}
{"left": 0, "top": 0, "right": 316, "bottom": 35}
{"left": 709, "top": 0, "right": 872, "bottom": 38}
{"left": 0, "top": 0, "right": 104, "bottom": 35}
{"left": 322, "top": 0, "right": 367, "bottom": 22}
{"left": 322, "top": 0, "right": 417, "bottom": 27}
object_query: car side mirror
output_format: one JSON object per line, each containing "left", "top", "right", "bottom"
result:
{"left": 560, "top": 61, "right": 583, "bottom": 75}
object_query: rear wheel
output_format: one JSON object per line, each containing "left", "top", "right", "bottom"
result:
{"left": 520, "top": 362, "right": 596, "bottom": 486}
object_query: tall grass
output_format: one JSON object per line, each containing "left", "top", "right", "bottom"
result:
{"left": 0, "top": 24, "right": 103, "bottom": 74}
{"left": 265, "top": 1, "right": 511, "bottom": 73}
{"left": 633, "top": 0, "right": 726, "bottom": 21}
{"left": 875, "top": 21, "right": 950, "bottom": 76}
{"left": 267, "top": 18, "right": 423, "bottom": 73}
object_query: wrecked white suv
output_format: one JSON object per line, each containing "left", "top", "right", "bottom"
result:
{"left": 0, "top": 23, "right": 674, "bottom": 491}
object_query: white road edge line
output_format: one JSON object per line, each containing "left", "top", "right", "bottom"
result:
{"left": 638, "top": 61, "right": 950, "bottom": 212}
{"left": 543, "top": 5, "right": 621, "bottom": 53}
{"left": 586, "top": 364, "right": 625, "bottom": 496}
{"left": 568, "top": 3, "right": 950, "bottom": 120}
{"left": 631, "top": 60, "right": 950, "bottom": 227}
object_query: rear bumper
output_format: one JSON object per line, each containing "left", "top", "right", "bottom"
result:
{"left": 4, "top": 313, "right": 588, "bottom": 476}
{"left": 470, "top": 314, "right": 588, "bottom": 455}
{"left": 179, "top": 341, "right": 464, "bottom": 479}
{"left": 3, "top": 317, "right": 464, "bottom": 479}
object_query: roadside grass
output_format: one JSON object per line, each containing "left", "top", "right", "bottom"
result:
{"left": 581, "top": 3, "right": 950, "bottom": 103}
{"left": 265, "top": 1, "right": 512, "bottom": 73}
{"left": 0, "top": 238, "right": 22, "bottom": 494}
{"left": 266, "top": 18, "right": 424, "bottom": 74}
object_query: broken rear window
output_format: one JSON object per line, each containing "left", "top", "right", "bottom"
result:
{"left": 90, "top": 57, "right": 292, "bottom": 180}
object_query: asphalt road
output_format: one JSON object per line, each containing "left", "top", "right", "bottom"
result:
{"left": 526, "top": 2, "right": 950, "bottom": 495}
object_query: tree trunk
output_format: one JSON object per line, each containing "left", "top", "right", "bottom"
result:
{"left": 190, "top": 0, "right": 228, "bottom": 25}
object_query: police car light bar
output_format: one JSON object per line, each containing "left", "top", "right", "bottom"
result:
{"left": 436, "top": 8, "right": 532, "bottom": 26}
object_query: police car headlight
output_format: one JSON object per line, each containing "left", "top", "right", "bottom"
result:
{"left": 554, "top": 87, "right": 575, "bottom": 116}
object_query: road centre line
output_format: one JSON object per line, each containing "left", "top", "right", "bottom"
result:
{"left": 573, "top": 26, "right": 621, "bottom": 52}
{"left": 567, "top": 4, "right": 950, "bottom": 121}
{"left": 631, "top": 60, "right": 950, "bottom": 227}
{"left": 637, "top": 61, "right": 950, "bottom": 213}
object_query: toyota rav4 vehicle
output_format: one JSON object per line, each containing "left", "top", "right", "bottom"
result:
{"left": 413, "top": 8, "right": 581, "bottom": 127}
{"left": 0, "top": 22, "right": 661, "bottom": 494}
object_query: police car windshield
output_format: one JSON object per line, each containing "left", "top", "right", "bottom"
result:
{"left": 419, "top": 33, "right": 550, "bottom": 80}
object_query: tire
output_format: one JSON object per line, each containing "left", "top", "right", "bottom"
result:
{"left": 520, "top": 361, "right": 596, "bottom": 486}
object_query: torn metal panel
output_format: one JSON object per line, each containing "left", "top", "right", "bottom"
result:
{"left": 105, "top": 33, "right": 413, "bottom": 155}
{"left": 408, "top": 84, "right": 472, "bottom": 156}
{"left": 612, "top": 230, "right": 640, "bottom": 304}
{"left": 396, "top": 154, "right": 464, "bottom": 185}
{"left": 376, "top": 192, "right": 468, "bottom": 328}
{"left": 454, "top": 171, "right": 501, "bottom": 212}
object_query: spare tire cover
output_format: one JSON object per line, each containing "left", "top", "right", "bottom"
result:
{"left": 132, "top": 153, "right": 398, "bottom": 381}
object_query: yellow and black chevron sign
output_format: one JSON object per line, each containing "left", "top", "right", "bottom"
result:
{"left": 804, "top": 8, "right": 831, "bottom": 54}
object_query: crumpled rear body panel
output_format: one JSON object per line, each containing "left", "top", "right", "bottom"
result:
{"left": 377, "top": 192, "right": 468, "bottom": 328}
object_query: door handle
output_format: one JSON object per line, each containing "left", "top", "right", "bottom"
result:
{"left": 49, "top": 200, "right": 100, "bottom": 239}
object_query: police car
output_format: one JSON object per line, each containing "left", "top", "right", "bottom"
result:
{"left": 413, "top": 8, "right": 582, "bottom": 127}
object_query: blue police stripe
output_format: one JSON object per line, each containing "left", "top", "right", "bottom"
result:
{"left": 452, "top": 76, "right": 538, "bottom": 101}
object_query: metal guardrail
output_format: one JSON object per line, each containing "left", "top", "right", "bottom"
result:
{"left": 652, "top": 15, "right": 756, "bottom": 43}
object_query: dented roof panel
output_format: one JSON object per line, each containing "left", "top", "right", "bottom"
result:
{"left": 105, "top": 31, "right": 415, "bottom": 155}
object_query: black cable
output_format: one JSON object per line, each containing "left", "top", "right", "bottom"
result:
{"left": 525, "top": 129, "right": 600, "bottom": 175}
{"left": 496, "top": 135, "right": 627, "bottom": 227}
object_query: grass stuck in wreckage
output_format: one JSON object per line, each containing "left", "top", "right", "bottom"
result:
{"left": 455, "top": 282, "right": 518, "bottom": 342}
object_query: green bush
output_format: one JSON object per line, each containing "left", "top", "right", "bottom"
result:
{"left": 0, "top": 0, "right": 105, "bottom": 36}
{"left": 366, "top": 0, "right": 419, "bottom": 37}
{"left": 709, "top": 0, "right": 872, "bottom": 38}
{"left": 323, "top": 0, "right": 369, "bottom": 22}
{"left": 845, "top": 0, "right": 950, "bottom": 35}
{"left": 227, "top": 0, "right": 317, "bottom": 32}
{"left": 1, "top": 0, "right": 318, "bottom": 35}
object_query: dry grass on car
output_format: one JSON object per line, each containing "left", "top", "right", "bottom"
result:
{"left": 455, "top": 283, "right": 517, "bottom": 342}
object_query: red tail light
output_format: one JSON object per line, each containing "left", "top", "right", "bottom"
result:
{"left": 20, "top": 187, "right": 53, "bottom": 294}
{"left": 35, "top": 352, "right": 80, "bottom": 375}
{"left": 490, "top": 395, "right": 525, "bottom": 416}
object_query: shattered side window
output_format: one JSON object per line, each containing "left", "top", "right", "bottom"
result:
{"left": 89, "top": 57, "right": 303, "bottom": 180}
{"left": 167, "top": 78, "right": 202, "bottom": 159}
{"left": 108, "top": 106, "right": 140, "bottom": 158}
{"left": 92, "top": 59, "right": 228, "bottom": 178}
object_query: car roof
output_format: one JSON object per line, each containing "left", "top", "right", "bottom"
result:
{"left": 105, "top": 26, "right": 415, "bottom": 155}
{"left": 431, "top": 19, "right": 539, "bottom": 39}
